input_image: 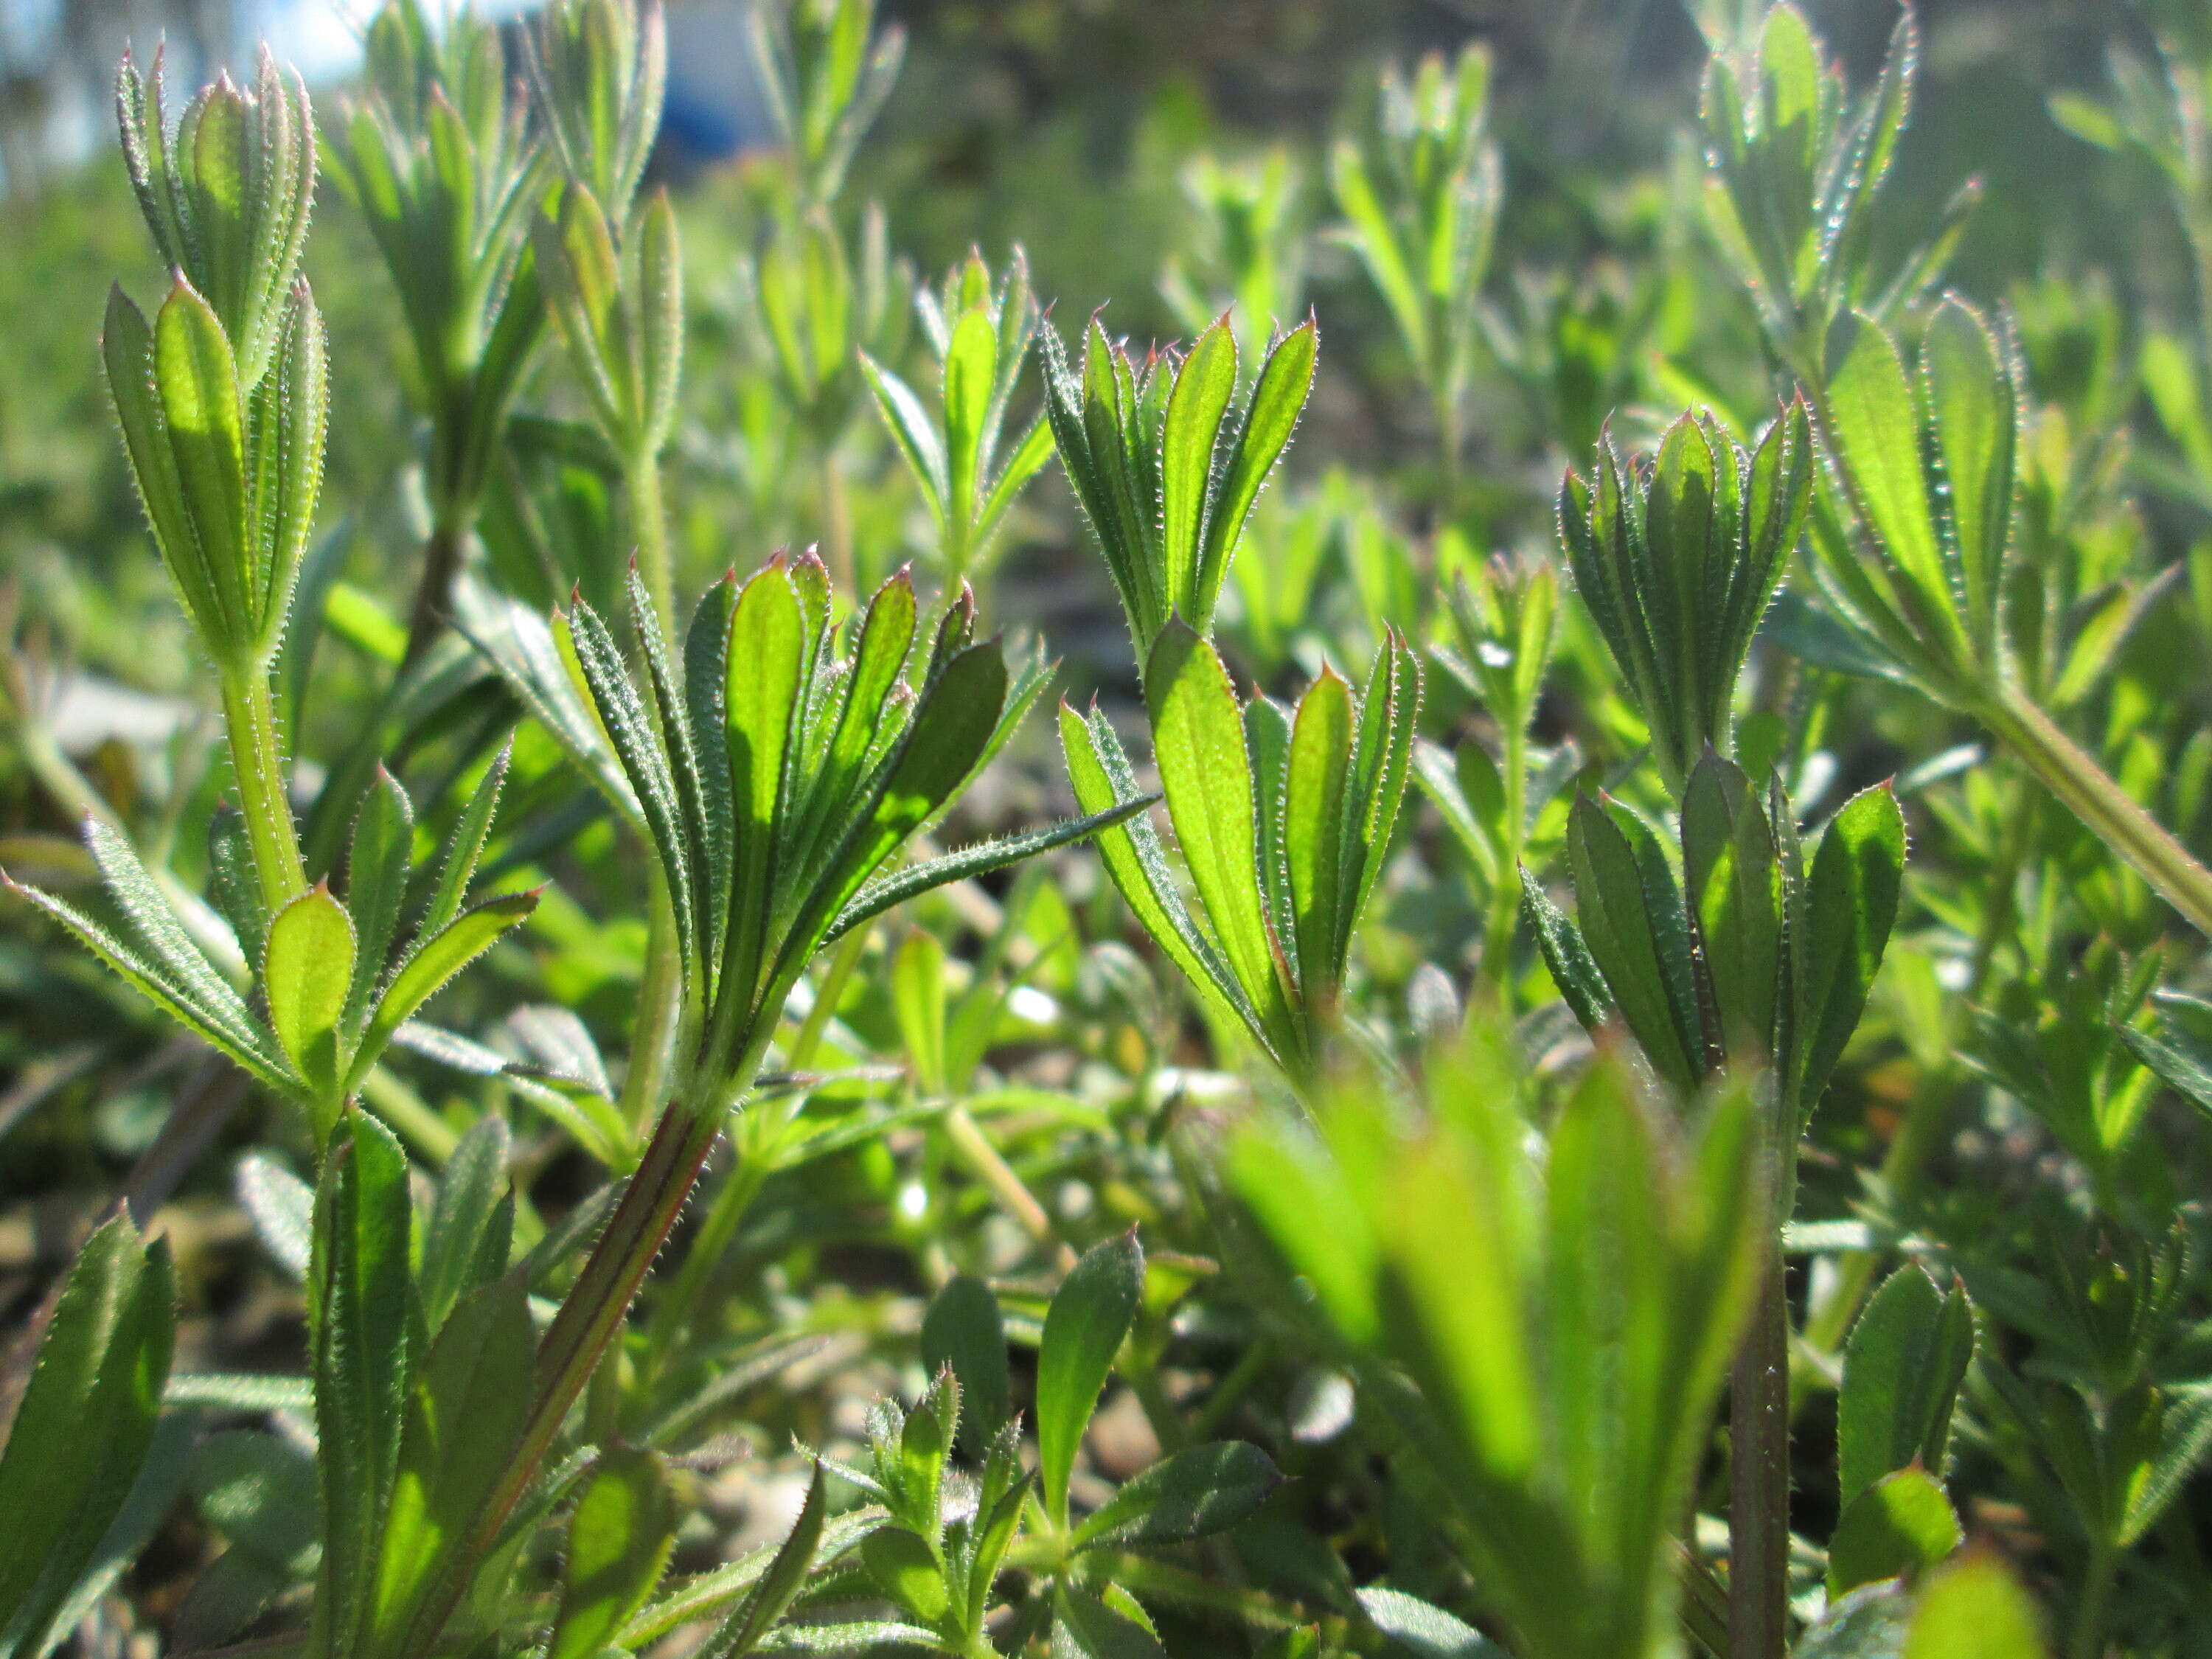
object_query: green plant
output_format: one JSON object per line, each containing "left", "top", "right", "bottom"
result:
{"left": 528, "top": 0, "right": 684, "bottom": 630}
{"left": 13, "top": 0, "right": 2212, "bottom": 1654}
{"left": 1159, "top": 148, "right": 1312, "bottom": 354}
{"left": 323, "top": 0, "right": 549, "bottom": 662}
{"left": 1228, "top": 1028, "right": 1767, "bottom": 1659}
{"left": 1041, "top": 314, "right": 1317, "bottom": 658}
{"left": 1062, "top": 625, "right": 1419, "bottom": 1094}
{"left": 1530, "top": 406, "right": 1907, "bottom": 1657}
{"left": 863, "top": 248, "right": 1055, "bottom": 585}
{"left": 1331, "top": 44, "right": 1500, "bottom": 507}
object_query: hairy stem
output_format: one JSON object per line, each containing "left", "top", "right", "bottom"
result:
{"left": 403, "top": 518, "right": 467, "bottom": 669}
{"left": 218, "top": 663, "right": 308, "bottom": 913}
{"left": 402, "top": 1058, "right": 756, "bottom": 1656}
{"left": 1728, "top": 1244, "right": 1792, "bottom": 1659}
{"left": 1975, "top": 681, "right": 2212, "bottom": 939}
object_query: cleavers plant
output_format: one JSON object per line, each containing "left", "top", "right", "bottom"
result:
{"left": 14, "top": 0, "right": 2212, "bottom": 1656}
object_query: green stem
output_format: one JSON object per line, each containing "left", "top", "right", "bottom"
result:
{"left": 619, "top": 869, "right": 684, "bottom": 1134}
{"left": 1186, "top": 1340, "right": 1271, "bottom": 1442}
{"left": 1728, "top": 1242, "right": 1792, "bottom": 1659}
{"left": 400, "top": 1054, "right": 759, "bottom": 1658}
{"left": 1434, "top": 379, "right": 1463, "bottom": 523}
{"left": 1975, "top": 682, "right": 2212, "bottom": 939}
{"left": 2069, "top": 1540, "right": 2117, "bottom": 1659}
{"left": 626, "top": 448, "right": 675, "bottom": 633}
{"left": 403, "top": 516, "right": 468, "bottom": 669}
{"left": 942, "top": 1103, "right": 1060, "bottom": 1251}
{"left": 646, "top": 930, "right": 870, "bottom": 1377}
{"left": 218, "top": 662, "right": 308, "bottom": 913}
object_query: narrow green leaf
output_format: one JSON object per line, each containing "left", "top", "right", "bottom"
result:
{"left": 343, "top": 771, "right": 413, "bottom": 1035}
{"left": 3, "top": 873, "right": 288, "bottom": 1089}
{"left": 549, "top": 1447, "right": 677, "bottom": 1659}
{"left": 1521, "top": 874, "right": 1615, "bottom": 1034}
{"left": 1285, "top": 668, "right": 1353, "bottom": 1004}
{"left": 1037, "top": 1232, "right": 1144, "bottom": 1526}
{"left": 1921, "top": 300, "right": 2012, "bottom": 653}
{"left": 417, "top": 1116, "right": 513, "bottom": 1338}
{"left": 824, "top": 795, "right": 1156, "bottom": 945}
{"left": 310, "top": 1110, "right": 414, "bottom": 1655}
{"left": 153, "top": 279, "right": 250, "bottom": 642}
{"left": 1069, "top": 1441, "right": 1281, "bottom": 1551}
{"left": 2121, "top": 1383, "right": 2212, "bottom": 1546}
{"left": 265, "top": 885, "right": 357, "bottom": 1117}
{"left": 1146, "top": 623, "right": 1292, "bottom": 1045}
{"left": 1823, "top": 314, "right": 1964, "bottom": 661}
{"left": 861, "top": 353, "right": 948, "bottom": 515}
{"left": 1826, "top": 1468, "right": 1962, "bottom": 1598}
{"left": 0, "top": 1215, "right": 175, "bottom": 1656}
{"left": 237, "top": 1153, "right": 313, "bottom": 1280}
{"left": 1053, "top": 1588, "right": 1170, "bottom": 1659}
{"left": 81, "top": 817, "right": 263, "bottom": 1050}
{"left": 1357, "top": 1587, "right": 1505, "bottom": 1659}
{"left": 564, "top": 597, "right": 695, "bottom": 971}
{"left": 352, "top": 892, "right": 538, "bottom": 1093}
{"left": 723, "top": 563, "right": 806, "bottom": 994}
{"left": 1057, "top": 700, "right": 1259, "bottom": 1044}
{"left": 622, "top": 1509, "right": 883, "bottom": 1647}
{"left": 1839, "top": 1265, "right": 1975, "bottom": 1505}
{"left": 1798, "top": 782, "right": 1906, "bottom": 1117}
{"left": 1680, "top": 752, "right": 1782, "bottom": 1060}
{"left": 99, "top": 311, "right": 206, "bottom": 650}
{"left": 1196, "top": 320, "right": 1317, "bottom": 628}
{"left": 364, "top": 1273, "right": 534, "bottom": 1659}
{"left": 1159, "top": 321, "right": 1237, "bottom": 611}
{"left": 422, "top": 738, "right": 512, "bottom": 942}
{"left": 922, "top": 1276, "right": 1010, "bottom": 1449}
{"left": 1563, "top": 794, "right": 1702, "bottom": 1091}
{"left": 702, "top": 1464, "right": 826, "bottom": 1659}
{"left": 943, "top": 305, "right": 999, "bottom": 524}
{"left": 780, "top": 643, "right": 1008, "bottom": 982}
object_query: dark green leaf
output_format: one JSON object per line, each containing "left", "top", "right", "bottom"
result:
{"left": 1840, "top": 1266, "right": 1975, "bottom": 1505}
{"left": 922, "top": 1276, "right": 1010, "bottom": 1448}
{"left": 343, "top": 770, "right": 414, "bottom": 1034}
{"left": 0, "top": 1215, "right": 175, "bottom": 1656}
{"left": 364, "top": 1272, "right": 535, "bottom": 1659}
{"left": 1053, "top": 1588, "right": 1170, "bottom": 1659}
{"left": 1799, "top": 782, "right": 1906, "bottom": 1119}
{"left": 1071, "top": 1441, "right": 1282, "bottom": 1551}
{"left": 309, "top": 1110, "right": 414, "bottom": 1655}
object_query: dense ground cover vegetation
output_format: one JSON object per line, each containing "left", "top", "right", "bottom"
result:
{"left": 4, "top": 0, "right": 2212, "bottom": 1655}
